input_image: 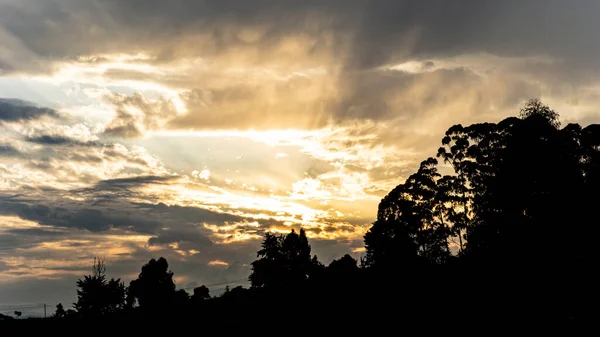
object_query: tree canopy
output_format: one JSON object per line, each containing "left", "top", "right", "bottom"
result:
{"left": 127, "top": 257, "right": 180, "bottom": 316}
{"left": 249, "top": 228, "right": 318, "bottom": 289}
{"left": 365, "top": 99, "right": 600, "bottom": 271}
{"left": 73, "top": 257, "right": 126, "bottom": 318}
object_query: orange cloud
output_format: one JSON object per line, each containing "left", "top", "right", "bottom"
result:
{"left": 208, "top": 260, "right": 229, "bottom": 267}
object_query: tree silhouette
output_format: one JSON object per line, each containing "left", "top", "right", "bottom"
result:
{"left": 128, "top": 257, "right": 176, "bottom": 316}
{"left": 191, "top": 285, "right": 210, "bottom": 302}
{"left": 360, "top": 99, "right": 600, "bottom": 323}
{"left": 366, "top": 98, "right": 596, "bottom": 269}
{"left": 250, "top": 228, "right": 320, "bottom": 289}
{"left": 54, "top": 303, "right": 66, "bottom": 318}
{"left": 327, "top": 254, "right": 359, "bottom": 274}
{"left": 74, "top": 257, "right": 126, "bottom": 318}
{"left": 519, "top": 98, "right": 560, "bottom": 128}
{"left": 434, "top": 99, "right": 589, "bottom": 266}
{"left": 249, "top": 232, "right": 284, "bottom": 289}
{"left": 326, "top": 253, "right": 361, "bottom": 290}
{"left": 249, "top": 233, "right": 284, "bottom": 288}
{"left": 364, "top": 158, "right": 450, "bottom": 268}
{"left": 281, "top": 228, "right": 313, "bottom": 285}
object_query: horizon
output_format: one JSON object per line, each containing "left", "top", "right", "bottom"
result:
{"left": 2, "top": 0, "right": 600, "bottom": 315}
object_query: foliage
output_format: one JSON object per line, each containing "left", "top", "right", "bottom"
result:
{"left": 128, "top": 257, "right": 178, "bottom": 315}
{"left": 365, "top": 98, "right": 600, "bottom": 271}
{"left": 73, "top": 257, "right": 126, "bottom": 318}
{"left": 249, "top": 228, "right": 319, "bottom": 289}
{"left": 54, "top": 303, "right": 66, "bottom": 318}
{"left": 191, "top": 285, "right": 210, "bottom": 302}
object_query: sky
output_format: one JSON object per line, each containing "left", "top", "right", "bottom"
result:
{"left": 2, "top": 0, "right": 600, "bottom": 314}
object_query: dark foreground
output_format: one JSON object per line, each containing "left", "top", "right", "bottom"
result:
{"left": 2, "top": 268, "right": 596, "bottom": 333}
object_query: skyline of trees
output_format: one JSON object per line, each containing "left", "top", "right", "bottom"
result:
{"left": 4, "top": 98, "right": 595, "bottom": 326}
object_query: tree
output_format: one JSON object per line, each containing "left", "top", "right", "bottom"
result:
{"left": 191, "top": 285, "right": 210, "bottom": 302}
{"left": 281, "top": 228, "right": 312, "bottom": 285}
{"left": 436, "top": 99, "right": 584, "bottom": 265}
{"left": 364, "top": 158, "right": 450, "bottom": 268}
{"left": 358, "top": 99, "right": 600, "bottom": 323}
{"left": 249, "top": 232, "right": 284, "bottom": 289}
{"left": 250, "top": 228, "right": 320, "bottom": 289}
{"left": 366, "top": 99, "right": 598, "bottom": 270}
{"left": 327, "top": 254, "right": 359, "bottom": 275}
{"left": 173, "top": 289, "right": 190, "bottom": 310}
{"left": 54, "top": 303, "right": 66, "bottom": 318}
{"left": 128, "top": 257, "right": 176, "bottom": 315}
{"left": 105, "top": 277, "right": 127, "bottom": 313}
{"left": 14, "top": 311, "right": 21, "bottom": 319}
{"left": 74, "top": 257, "right": 126, "bottom": 317}
{"left": 519, "top": 98, "right": 560, "bottom": 128}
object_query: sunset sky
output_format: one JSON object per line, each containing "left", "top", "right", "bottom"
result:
{"left": 2, "top": 0, "right": 600, "bottom": 311}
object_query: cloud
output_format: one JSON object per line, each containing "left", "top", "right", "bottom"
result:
{"left": 7, "top": 1, "right": 595, "bottom": 135}
{"left": 103, "top": 92, "right": 178, "bottom": 138}
{"left": 24, "top": 135, "right": 99, "bottom": 147}
{"left": 208, "top": 260, "right": 229, "bottom": 266}
{"left": 0, "top": 98, "right": 58, "bottom": 122}
{"left": 19, "top": 121, "right": 101, "bottom": 149}
{"left": 0, "top": 143, "right": 22, "bottom": 157}
{"left": 0, "top": 193, "right": 264, "bottom": 263}
{"left": 147, "top": 228, "right": 212, "bottom": 248}
{"left": 93, "top": 175, "right": 179, "bottom": 191}
{"left": 3, "top": 1, "right": 600, "bottom": 74}
{"left": 0, "top": 196, "right": 163, "bottom": 233}
{"left": 131, "top": 202, "right": 247, "bottom": 229}
{"left": 101, "top": 77, "right": 334, "bottom": 136}
{"left": 166, "top": 80, "right": 334, "bottom": 130}
{"left": 191, "top": 169, "right": 210, "bottom": 181}
{"left": 1, "top": 1, "right": 594, "bottom": 145}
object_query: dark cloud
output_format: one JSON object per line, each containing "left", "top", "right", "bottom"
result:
{"left": 0, "top": 196, "right": 162, "bottom": 233}
{"left": 0, "top": 234, "right": 39, "bottom": 251}
{"left": 24, "top": 135, "right": 99, "bottom": 147}
{"left": 0, "top": 227, "right": 68, "bottom": 251}
{"left": 65, "top": 176, "right": 180, "bottom": 203}
{"left": 103, "top": 123, "right": 142, "bottom": 138}
{"left": 93, "top": 175, "right": 178, "bottom": 191}
{"left": 133, "top": 202, "right": 245, "bottom": 225}
{"left": 0, "top": 144, "right": 22, "bottom": 157}
{"left": 2, "top": 1, "right": 600, "bottom": 73}
{"left": 36, "top": 1, "right": 565, "bottom": 134}
{"left": 0, "top": 98, "right": 58, "bottom": 122}
{"left": 0, "top": 192, "right": 264, "bottom": 252}
{"left": 0, "top": 1, "right": 590, "bottom": 134}
{"left": 148, "top": 227, "right": 212, "bottom": 248}
{"left": 6, "top": 227, "right": 66, "bottom": 238}
{"left": 0, "top": 0, "right": 345, "bottom": 63}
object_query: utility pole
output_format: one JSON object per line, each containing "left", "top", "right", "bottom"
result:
{"left": 44, "top": 303, "right": 46, "bottom": 318}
